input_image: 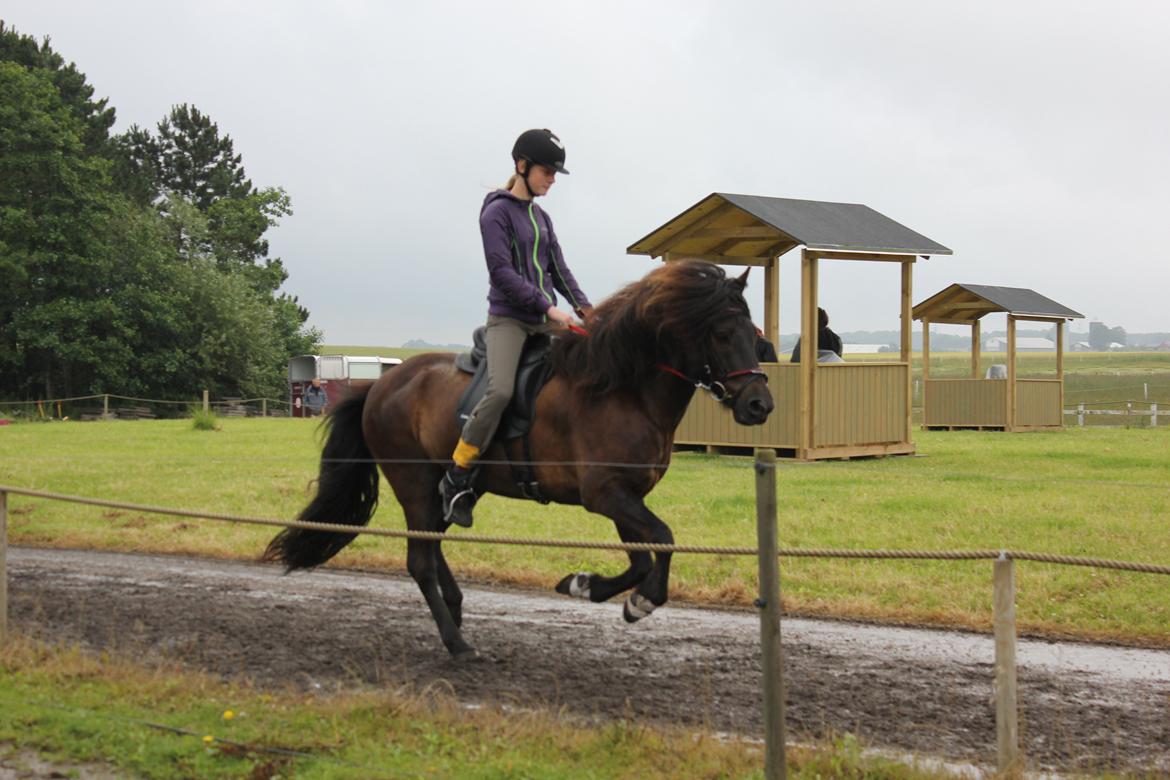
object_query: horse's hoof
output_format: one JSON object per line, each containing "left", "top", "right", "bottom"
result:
{"left": 451, "top": 647, "right": 482, "bottom": 664}
{"left": 622, "top": 592, "right": 658, "bottom": 623}
{"left": 555, "top": 572, "right": 592, "bottom": 600}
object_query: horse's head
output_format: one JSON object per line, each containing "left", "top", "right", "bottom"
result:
{"left": 695, "top": 268, "right": 774, "bottom": 425}
{"left": 638, "top": 263, "right": 774, "bottom": 425}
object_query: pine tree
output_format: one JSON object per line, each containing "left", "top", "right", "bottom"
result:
{"left": 156, "top": 104, "right": 253, "bottom": 210}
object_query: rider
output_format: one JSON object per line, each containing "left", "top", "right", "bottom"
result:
{"left": 439, "top": 129, "right": 593, "bottom": 528}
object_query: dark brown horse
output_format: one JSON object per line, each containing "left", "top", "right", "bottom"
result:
{"left": 264, "top": 261, "right": 774, "bottom": 659}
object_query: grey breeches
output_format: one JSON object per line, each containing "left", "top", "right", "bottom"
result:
{"left": 459, "top": 315, "right": 554, "bottom": 452}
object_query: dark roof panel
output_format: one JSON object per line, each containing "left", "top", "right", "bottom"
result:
{"left": 914, "top": 283, "right": 1083, "bottom": 320}
{"left": 716, "top": 194, "right": 952, "bottom": 256}
{"left": 627, "top": 193, "right": 951, "bottom": 257}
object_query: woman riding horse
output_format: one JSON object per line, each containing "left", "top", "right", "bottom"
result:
{"left": 264, "top": 261, "right": 774, "bottom": 660}
{"left": 441, "top": 128, "right": 592, "bottom": 529}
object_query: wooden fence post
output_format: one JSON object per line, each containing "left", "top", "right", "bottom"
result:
{"left": 1126, "top": 401, "right": 1132, "bottom": 428}
{"left": 261, "top": 398, "right": 267, "bottom": 418}
{"left": 755, "top": 448, "right": 786, "bottom": 780}
{"left": 1077, "top": 403, "right": 1084, "bottom": 427}
{"left": 1153, "top": 403, "right": 1158, "bottom": 428}
{"left": 103, "top": 394, "right": 110, "bottom": 419}
{"left": 1, "top": 490, "right": 8, "bottom": 643}
{"left": 202, "top": 390, "right": 209, "bottom": 413}
{"left": 994, "top": 554, "right": 1020, "bottom": 774}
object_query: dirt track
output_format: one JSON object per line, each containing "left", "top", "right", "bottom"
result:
{"left": 8, "top": 547, "right": 1170, "bottom": 774}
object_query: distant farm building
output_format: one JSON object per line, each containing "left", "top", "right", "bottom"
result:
{"left": 984, "top": 337, "right": 1054, "bottom": 352}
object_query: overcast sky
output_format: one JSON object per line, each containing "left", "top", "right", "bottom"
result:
{"left": 7, "top": 1, "right": 1170, "bottom": 343}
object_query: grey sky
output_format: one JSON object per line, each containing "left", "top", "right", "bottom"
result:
{"left": 7, "top": 1, "right": 1170, "bottom": 343}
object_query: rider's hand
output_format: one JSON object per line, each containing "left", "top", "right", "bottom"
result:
{"left": 547, "top": 306, "right": 575, "bottom": 326}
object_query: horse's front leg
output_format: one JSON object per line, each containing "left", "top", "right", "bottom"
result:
{"left": 555, "top": 522, "right": 653, "bottom": 603}
{"left": 563, "top": 487, "right": 674, "bottom": 622}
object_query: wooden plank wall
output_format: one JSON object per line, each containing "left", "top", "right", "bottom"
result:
{"left": 814, "top": 364, "right": 907, "bottom": 446}
{"left": 674, "top": 364, "right": 799, "bottom": 447}
{"left": 1016, "top": 379, "right": 1062, "bottom": 427}
{"left": 674, "top": 363, "right": 909, "bottom": 449}
{"left": 924, "top": 379, "right": 1008, "bottom": 427}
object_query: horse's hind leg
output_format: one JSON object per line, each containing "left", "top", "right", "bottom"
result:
{"left": 406, "top": 534, "right": 477, "bottom": 660}
{"left": 390, "top": 471, "right": 477, "bottom": 660}
{"left": 435, "top": 545, "right": 463, "bottom": 628}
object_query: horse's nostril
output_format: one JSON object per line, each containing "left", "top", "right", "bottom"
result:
{"left": 749, "top": 399, "right": 766, "bottom": 415}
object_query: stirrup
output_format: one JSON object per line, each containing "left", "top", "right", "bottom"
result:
{"left": 440, "top": 471, "right": 478, "bottom": 528}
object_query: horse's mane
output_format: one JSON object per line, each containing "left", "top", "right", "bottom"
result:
{"left": 550, "top": 261, "right": 749, "bottom": 395}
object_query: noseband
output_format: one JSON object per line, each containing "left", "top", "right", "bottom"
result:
{"left": 657, "top": 363, "right": 768, "bottom": 405}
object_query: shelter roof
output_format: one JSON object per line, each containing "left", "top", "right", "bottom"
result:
{"left": 627, "top": 193, "right": 952, "bottom": 260}
{"left": 913, "top": 283, "right": 1083, "bottom": 323}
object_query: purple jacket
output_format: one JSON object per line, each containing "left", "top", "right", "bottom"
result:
{"left": 480, "top": 190, "right": 590, "bottom": 324}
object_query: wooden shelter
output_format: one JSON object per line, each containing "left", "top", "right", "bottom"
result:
{"left": 628, "top": 193, "right": 951, "bottom": 460}
{"left": 913, "top": 284, "right": 1083, "bottom": 431}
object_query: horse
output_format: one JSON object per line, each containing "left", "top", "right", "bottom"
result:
{"left": 263, "top": 260, "right": 774, "bottom": 660}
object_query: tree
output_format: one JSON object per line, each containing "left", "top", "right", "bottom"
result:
{"left": 1, "top": 26, "right": 320, "bottom": 401}
{"left": 154, "top": 104, "right": 253, "bottom": 210}
{"left": 0, "top": 21, "right": 115, "bottom": 156}
{"left": 0, "top": 60, "right": 117, "bottom": 398}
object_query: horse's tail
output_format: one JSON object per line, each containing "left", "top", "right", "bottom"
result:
{"left": 263, "top": 385, "right": 378, "bottom": 571}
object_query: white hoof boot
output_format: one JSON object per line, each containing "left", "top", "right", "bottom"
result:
{"left": 567, "top": 572, "right": 591, "bottom": 599}
{"left": 623, "top": 592, "right": 657, "bottom": 623}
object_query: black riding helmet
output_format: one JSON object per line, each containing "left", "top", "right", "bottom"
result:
{"left": 512, "top": 129, "right": 570, "bottom": 175}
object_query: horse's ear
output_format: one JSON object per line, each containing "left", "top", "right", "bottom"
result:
{"left": 732, "top": 268, "right": 750, "bottom": 290}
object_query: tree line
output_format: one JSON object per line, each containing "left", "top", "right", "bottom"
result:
{"left": 0, "top": 21, "right": 320, "bottom": 402}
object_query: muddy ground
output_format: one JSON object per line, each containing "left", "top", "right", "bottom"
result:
{"left": 7, "top": 547, "right": 1170, "bottom": 774}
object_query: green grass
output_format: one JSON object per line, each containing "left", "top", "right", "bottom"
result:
{"left": 1, "top": 418, "right": 1168, "bottom": 644}
{"left": 3, "top": 637, "right": 940, "bottom": 779}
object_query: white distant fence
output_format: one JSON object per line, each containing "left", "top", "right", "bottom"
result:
{"left": 1065, "top": 402, "right": 1160, "bottom": 427}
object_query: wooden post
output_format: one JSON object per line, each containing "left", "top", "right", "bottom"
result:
{"left": 1, "top": 490, "right": 7, "bottom": 643}
{"left": 900, "top": 261, "right": 913, "bottom": 443}
{"left": 1006, "top": 316, "right": 1017, "bottom": 431}
{"left": 1153, "top": 403, "right": 1158, "bottom": 428}
{"left": 1078, "top": 403, "right": 1085, "bottom": 427}
{"left": 1126, "top": 401, "right": 1132, "bottom": 428}
{"left": 202, "top": 390, "right": 209, "bottom": 413}
{"left": 103, "top": 394, "right": 110, "bottom": 419}
{"left": 971, "top": 320, "right": 981, "bottom": 378}
{"left": 921, "top": 319, "right": 931, "bottom": 426}
{"left": 799, "top": 250, "right": 818, "bottom": 458}
{"left": 1056, "top": 322, "right": 1065, "bottom": 427}
{"left": 755, "top": 449, "right": 786, "bottom": 780}
{"left": 994, "top": 555, "right": 1020, "bottom": 774}
{"left": 261, "top": 398, "right": 268, "bottom": 418}
{"left": 764, "top": 257, "right": 780, "bottom": 351}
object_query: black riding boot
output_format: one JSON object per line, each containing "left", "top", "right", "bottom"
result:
{"left": 439, "top": 465, "right": 478, "bottom": 528}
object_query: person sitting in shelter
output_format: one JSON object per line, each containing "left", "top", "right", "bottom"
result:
{"left": 754, "top": 325, "right": 778, "bottom": 363}
{"left": 304, "top": 378, "right": 327, "bottom": 418}
{"left": 790, "top": 307, "right": 844, "bottom": 363}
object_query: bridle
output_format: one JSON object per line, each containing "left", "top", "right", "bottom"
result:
{"left": 657, "top": 362, "right": 767, "bottom": 404}
{"left": 566, "top": 316, "right": 767, "bottom": 405}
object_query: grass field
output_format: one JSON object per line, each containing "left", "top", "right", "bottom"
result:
{"left": 1, "top": 417, "right": 1168, "bottom": 646}
{"left": 3, "top": 637, "right": 934, "bottom": 779}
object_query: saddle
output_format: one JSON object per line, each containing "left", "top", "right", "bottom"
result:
{"left": 454, "top": 326, "right": 553, "bottom": 443}
{"left": 454, "top": 326, "right": 555, "bottom": 503}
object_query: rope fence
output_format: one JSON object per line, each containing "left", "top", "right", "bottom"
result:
{"left": 4, "top": 452, "right": 1170, "bottom": 778}
{"left": 2, "top": 484, "right": 1168, "bottom": 575}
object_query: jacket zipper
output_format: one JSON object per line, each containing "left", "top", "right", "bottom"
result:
{"left": 528, "top": 203, "right": 553, "bottom": 322}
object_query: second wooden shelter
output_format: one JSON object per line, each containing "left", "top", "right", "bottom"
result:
{"left": 628, "top": 193, "right": 950, "bottom": 460}
{"left": 913, "top": 284, "right": 1083, "bottom": 431}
